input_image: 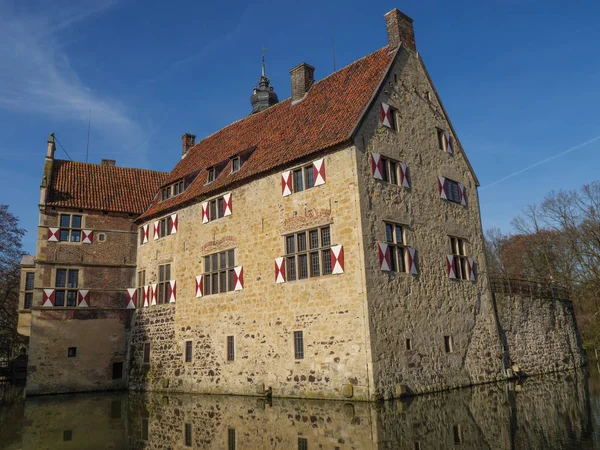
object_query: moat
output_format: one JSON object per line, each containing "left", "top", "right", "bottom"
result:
{"left": 2, "top": 364, "right": 600, "bottom": 449}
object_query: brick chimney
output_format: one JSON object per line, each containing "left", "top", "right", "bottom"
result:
{"left": 182, "top": 133, "right": 196, "bottom": 158}
{"left": 101, "top": 159, "right": 116, "bottom": 166}
{"left": 385, "top": 9, "right": 416, "bottom": 52}
{"left": 290, "top": 63, "right": 315, "bottom": 103}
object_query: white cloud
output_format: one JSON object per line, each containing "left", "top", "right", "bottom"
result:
{"left": 0, "top": 1, "right": 142, "bottom": 146}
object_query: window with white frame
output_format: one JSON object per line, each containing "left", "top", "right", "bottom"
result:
{"left": 450, "top": 237, "right": 469, "bottom": 280}
{"left": 55, "top": 268, "right": 79, "bottom": 307}
{"left": 59, "top": 214, "right": 82, "bottom": 242}
{"left": 384, "top": 222, "right": 408, "bottom": 273}
{"left": 202, "top": 250, "right": 235, "bottom": 295}
{"left": 284, "top": 226, "right": 332, "bottom": 281}
{"left": 157, "top": 264, "right": 170, "bottom": 304}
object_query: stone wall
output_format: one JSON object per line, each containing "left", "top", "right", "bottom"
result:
{"left": 353, "top": 45, "right": 503, "bottom": 398}
{"left": 131, "top": 147, "right": 374, "bottom": 400}
{"left": 495, "top": 293, "right": 586, "bottom": 376}
{"left": 26, "top": 309, "right": 131, "bottom": 395}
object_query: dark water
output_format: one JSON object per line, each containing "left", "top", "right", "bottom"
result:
{"left": 2, "top": 363, "right": 600, "bottom": 449}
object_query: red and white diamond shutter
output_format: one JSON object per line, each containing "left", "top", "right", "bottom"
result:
{"left": 77, "top": 290, "right": 90, "bottom": 307}
{"left": 458, "top": 184, "right": 467, "bottom": 206}
{"left": 370, "top": 153, "right": 383, "bottom": 180}
{"left": 399, "top": 163, "right": 410, "bottom": 188}
{"left": 223, "top": 193, "right": 232, "bottom": 216}
{"left": 153, "top": 221, "right": 160, "bottom": 240}
{"left": 444, "top": 132, "right": 454, "bottom": 154}
{"left": 47, "top": 228, "right": 59, "bottom": 242}
{"left": 143, "top": 285, "right": 149, "bottom": 307}
{"left": 168, "top": 280, "right": 176, "bottom": 303}
{"left": 380, "top": 102, "right": 393, "bottom": 128}
{"left": 142, "top": 224, "right": 149, "bottom": 244}
{"left": 446, "top": 255, "right": 457, "bottom": 279}
{"left": 377, "top": 242, "right": 391, "bottom": 271}
{"left": 234, "top": 266, "right": 244, "bottom": 291}
{"left": 201, "top": 202, "right": 209, "bottom": 224}
{"left": 331, "top": 245, "right": 344, "bottom": 274}
{"left": 151, "top": 284, "right": 157, "bottom": 305}
{"left": 275, "top": 257, "right": 285, "bottom": 283}
{"left": 313, "top": 159, "right": 326, "bottom": 186}
{"left": 127, "top": 288, "right": 137, "bottom": 309}
{"left": 170, "top": 214, "right": 178, "bottom": 234}
{"left": 195, "top": 276, "right": 203, "bottom": 297}
{"left": 438, "top": 176, "right": 447, "bottom": 200}
{"left": 82, "top": 230, "right": 93, "bottom": 244}
{"left": 42, "top": 289, "right": 55, "bottom": 307}
{"left": 281, "top": 171, "right": 292, "bottom": 197}
{"left": 407, "top": 247, "right": 418, "bottom": 275}
{"left": 467, "top": 258, "right": 476, "bottom": 281}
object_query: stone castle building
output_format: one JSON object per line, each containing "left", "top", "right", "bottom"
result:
{"left": 19, "top": 9, "right": 585, "bottom": 399}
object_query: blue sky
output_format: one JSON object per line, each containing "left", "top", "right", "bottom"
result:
{"left": 1, "top": 0, "right": 599, "bottom": 255}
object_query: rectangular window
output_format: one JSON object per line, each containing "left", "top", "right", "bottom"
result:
{"left": 110, "top": 400, "right": 122, "bottom": 419}
{"left": 444, "top": 335, "right": 453, "bottom": 353}
{"left": 228, "top": 428, "right": 236, "bottom": 450}
{"left": 206, "top": 195, "right": 229, "bottom": 221}
{"left": 207, "top": 168, "right": 215, "bottom": 183}
{"left": 437, "top": 128, "right": 453, "bottom": 153}
{"left": 185, "top": 341, "right": 193, "bottom": 362}
{"left": 406, "top": 339, "right": 413, "bottom": 351}
{"left": 294, "top": 331, "right": 304, "bottom": 359}
{"left": 24, "top": 272, "right": 34, "bottom": 309}
{"left": 184, "top": 423, "right": 192, "bottom": 447}
{"left": 158, "top": 264, "right": 171, "bottom": 304}
{"left": 284, "top": 226, "right": 332, "bottom": 281}
{"left": 24, "top": 293, "right": 33, "bottom": 309}
{"left": 227, "top": 336, "right": 235, "bottom": 361}
{"left": 63, "top": 430, "right": 73, "bottom": 441}
{"left": 68, "top": 347, "right": 77, "bottom": 357}
{"left": 444, "top": 178, "right": 461, "bottom": 204}
{"left": 290, "top": 163, "right": 320, "bottom": 194}
{"left": 143, "top": 343, "right": 150, "bottom": 363}
{"left": 298, "top": 437, "right": 308, "bottom": 450}
{"left": 142, "top": 418, "right": 149, "bottom": 440}
{"left": 384, "top": 222, "right": 407, "bottom": 273}
{"left": 137, "top": 270, "right": 146, "bottom": 308}
{"left": 203, "top": 250, "right": 235, "bottom": 295}
{"left": 453, "top": 425, "right": 462, "bottom": 444}
{"left": 112, "top": 362, "right": 123, "bottom": 379}
{"left": 379, "top": 156, "right": 405, "bottom": 187}
{"left": 304, "top": 166, "right": 315, "bottom": 189}
{"left": 450, "top": 237, "right": 468, "bottom": 280}
{"left": 54, "top": 269, "right": 78, "bottom": 307}
{"left": 58, "top": 214, "right": 83, "bottom": 242}
{"left": 231, "top": 157, "right": 241, "bottom": 173}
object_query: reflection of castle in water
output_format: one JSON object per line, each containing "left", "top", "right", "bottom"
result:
{"left": 15, "top": 370, "right": 595, "bottom": 450}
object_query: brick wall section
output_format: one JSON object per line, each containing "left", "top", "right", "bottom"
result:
{"left": 131, "top": 148, "right": 374, "bottom": 400}
{"left": 26, "top": 309, "right": 131, "bottom": 395}
{"left": 495, "top": 294, "right": 587, "bottom": 375}
{"left": 354, "top": 48, "right": 504, "bottom": 398}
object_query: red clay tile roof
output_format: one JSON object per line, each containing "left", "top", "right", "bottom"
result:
{"left": 47, "top": 160, "right": 169, "bottom": 214}
{"left": 139, "top": 46, "right": 396, "bottom": 222}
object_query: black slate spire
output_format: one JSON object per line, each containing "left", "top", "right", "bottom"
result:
{"left": 250, "top": 54, "right": 279, "bottom": 114}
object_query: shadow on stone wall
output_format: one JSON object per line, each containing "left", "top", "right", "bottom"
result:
{"left": 4, "top": 370, "right": 596, "bottom": 449}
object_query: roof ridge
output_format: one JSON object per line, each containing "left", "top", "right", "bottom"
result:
{"left": 54, "top": 159, "right": 169, "bottom": 174}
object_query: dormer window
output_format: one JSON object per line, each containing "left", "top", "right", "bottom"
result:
{"left": 173, "top": 180, "right": 184, "bottom": 196}
{"left": 231, "top": 157, "right": 241, "bottom": 173}
{"left": 207, "top": 168, "right": 215, "bottom": 183}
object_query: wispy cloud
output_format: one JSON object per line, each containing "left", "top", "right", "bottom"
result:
{"left": 0, "top": 1, "right": 142, "bottom": 147}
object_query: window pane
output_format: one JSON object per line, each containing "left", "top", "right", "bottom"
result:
{"left": 159, "top": 265, "right": 165, "bottom": 282}
{"left": 227, "top": 249, "right": 235, "bottom": 268}
{"left": 24, "top": 293, "right": 33, "bottom": 309}
{"left": 174, "top": 184, "right": 179, "bottom": 196}
{"left": 25, "top": 273, "right": 34, "bottom": 290}
{"left": 219, "top": 252, "right": 226, "bottom": 270}
{"left": 395, "top": 226, "right": 403, "bottom": 245}
{"left": 71, "top": 215, "right": 82, "bottom": 229}
{"left": 389, "top": 247, "right": 397, "bottom": 272}
{"left": 67, "top": 291, "right": 77, "bottom": 307}
{"left": 381, "top": 159, "right": 389, "bottom": 182}
{"left": 310, "top": 252, "right": 320, "bottom": 276}
{"left": 204, "top": 275, "right": 211, "bottom": 295}
{"left": 233, "top": 158, "right": 240, "bottom": 172}
{"left": 167, "top": 217, "right": 173, "bottom": 235}
{"left": 204, "top": 256, "right": 210, "bottom": 272}
{"left": 294, "top": 331, "right": 304, "bottom": 359}
{"left": 218, "top": 198, "right": 225, "bottom": 218}
{"left": 286, "top": 235, "right": 295, "bottom": 254}
{"left": 70, "top": 230, "right": 81, "bottom": 242}
{"left": 60, "top": 215, "right": 70, "bottom": 228}
{"left": 304, "top": 166, "right": 315, "bottom": 189}
{"left": 56, "top": 269, "right": 67, "bottom": 288}
{"left": 309, "top": 230, "right": 318, "bottom": 249}
{"left": 389, "top": 162, "right": 398, "bottom": 185}
{"left": 227, "top": 336, "right": 235, "bottom": 361}
{"left": 59, "top": 230, "right": 70, "bottom": 241}
{"left": 55, "top": 291, "right": 65, "bottom": 306}
{"left": 298, "top": 254, "right": 308, "bottom": 279}
{"left": 220, "top": 271, "right": 227, "bottom": 293}
{"left": 297, "top": 233, "right": 307, "bottom": 252}
{"left": 397, "top": 247, "right": 406, "bottom": 272}
{"left": 293, "top": 169, "right": 303, "bottom": 192}
{"left": 286, "top": 257, "right": 296, "bottom": 281}
{"left": 209, "top": 200, "right": 216, "bottom": 220}
{"left": 385, "top": 224, "right": 393, "bottom": 243}
{"left": 322, "top": 250, "right": 332, "bottom": 275}
{"left": 185, "top": 341, "right": 192, "bottom": 362}
{"left": 321, "top": 227, "right": 331, "bottom": 247}
{"left": 68, "top": 270, "right": 78, "bottom": 288}
{"left": 212, "top": 274, "right": 218, "bottom": 294}
{"left": 228, "top": 269, "right": 234, "bottom": 291}
{"left": 211, "top": 254, "right": 218, "bottom": 271}
{"left": 165, "top": 264, "right": 171, "bottom": 280}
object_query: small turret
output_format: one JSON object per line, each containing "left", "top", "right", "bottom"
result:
{"left": 250, "top": 55, "right": 279, "bottom": 114}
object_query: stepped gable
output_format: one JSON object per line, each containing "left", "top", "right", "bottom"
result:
{"left": 139, "top": 46, "right": 397, "bottom": 221}
{"left": 47, "top": 160, "right": 169, "bottom": 215}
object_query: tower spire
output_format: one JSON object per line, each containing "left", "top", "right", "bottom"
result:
{"left": 250, "top": 48, "right": 279, "bottom": 114}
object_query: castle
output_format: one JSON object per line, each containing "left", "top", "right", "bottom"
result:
{"left": 18, "top": 9, "right": 585, "bottom": 400}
